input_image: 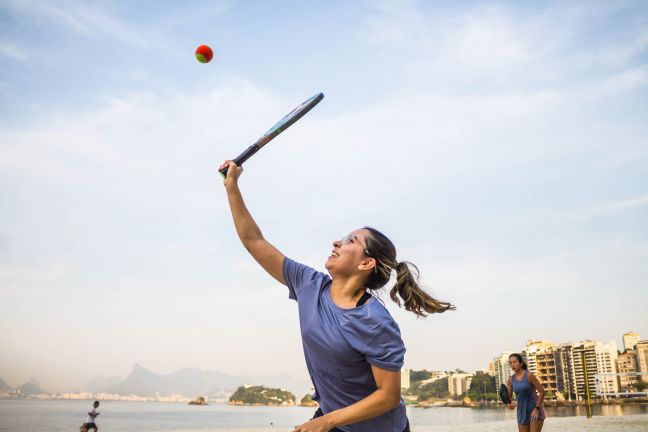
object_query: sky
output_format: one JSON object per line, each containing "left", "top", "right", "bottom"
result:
{"left": 1, "top": 0, "right": 647, "bottom": 393}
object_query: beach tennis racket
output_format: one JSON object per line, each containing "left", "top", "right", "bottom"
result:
{"left": 499, "top": 384, "right": 511, "bottom": 404}
{"left": 219, "top": 92, "right": 324, "bottom": 178}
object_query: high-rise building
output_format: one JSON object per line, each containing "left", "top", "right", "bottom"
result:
{"left": 523, "top": 340, "right": 555, "bottom": 375}
{"left": 636, "top": 340, "right": 648, "bottom": 383}
{"left": 623, "top": 332, "right": 641, "bottom": 351}
{"left": 572, "top": 341, "right": 598, "bottom": 401}
{"left": 535, "top": 346, "right": 558, "bottom": 397}
{"left": 554, "top": 343, "right": 577, "bottom": 400}
{"left": 594, "top": 340, "right": 619, "bottom": 396}
{"left": 493, "top": 352, "right": 515, "bottom": 391}
{"left": 572, "top": 340, "right": 619, "bottom": 399}
{"left": 448, "top": 373, "right": 472, "bottom": 396}
{"left": 401, "top": 369, "right": 411, "bottom": 389}
{"left": 617, "top": 350, "right": 639, "bottom": 392}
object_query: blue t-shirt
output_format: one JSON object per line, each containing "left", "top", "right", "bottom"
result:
{"left": 283, "top": 257, "right": 407, "bottom": 432}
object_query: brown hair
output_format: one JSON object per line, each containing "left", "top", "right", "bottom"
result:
{"left": 362, "top": 227, "right": 455, "bottom": 317}
{"left": 509, "top": 353, "right": 528, "bottom": 370}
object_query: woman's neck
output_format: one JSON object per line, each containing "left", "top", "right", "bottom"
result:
{"left": 330, "top": 275, "right": 366, "bottom": 308}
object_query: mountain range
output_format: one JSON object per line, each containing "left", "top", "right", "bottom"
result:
{"left": 0, "top": 377, "right": 10, "bottom": 391}
{"left": 99, "top": 363, "right": 310, "bottom": 398}
{"left": 0, "top": 377, "right": 48, "bottom": 396}
{"left": 1, "top": 364, "right": 311, "bottom": 399}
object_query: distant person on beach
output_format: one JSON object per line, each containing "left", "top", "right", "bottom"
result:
{"left": 221, "top": 161, "right": 454, "bottom": 432}
{"left": 507, "top": 354, "right": 545, "bottom": 432}
{"left": 81, "top": 400, "right": 100, "bottom": 432}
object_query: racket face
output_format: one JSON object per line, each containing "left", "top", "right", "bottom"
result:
{"left": 499, "top": 384, "right": 510, "bottom": 404}
{"left": 255, "top": 92, "right": 324, "bottom": 147}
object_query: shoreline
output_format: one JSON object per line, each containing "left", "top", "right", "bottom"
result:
{"left": 4, "top": 396, "right": 648, "bottom": 409}
{"left": 1, "top": 400, "right": 647, "bottom": 432}
{"left": 413, "top": 414, "right": 648, "bottom": 432}
{"left": 414, "top": 397, "right": 648, "bottom": 409}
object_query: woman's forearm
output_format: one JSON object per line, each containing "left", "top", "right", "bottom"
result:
{"left": 531, "top": 376, "right": 545, "bottom": 408}
{"left": 324, "top": 388, "right": 400, "bottom": 429}
{"left": 226, "top": 182, "right": 264, "bottom": 245}
{"left": 537, "top": 388, "right": 545, "bottom": 407}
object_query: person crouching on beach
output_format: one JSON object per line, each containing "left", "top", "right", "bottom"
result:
{"left": 507, "top": 353, "right": 545, "bottom": 432}
{"left": 221, "top": 161, "right": 455, "bottom": 432}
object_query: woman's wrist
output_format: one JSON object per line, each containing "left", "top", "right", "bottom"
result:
{"left": 323, "top": 412, "right": 339, "bottom": 429}
{"left": 225, "top": 180, "right": 240, "bottom": 192}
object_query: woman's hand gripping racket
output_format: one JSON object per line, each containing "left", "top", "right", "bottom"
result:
{"left": 500, "top": 384, "right": 512, "bottom": 406}
{"left": 219, "top": 92, "right": 324, "bottom": 178}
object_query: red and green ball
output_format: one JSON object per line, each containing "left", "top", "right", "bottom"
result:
{"left": 195, "top": 45, "right": 213, "bottom": 63}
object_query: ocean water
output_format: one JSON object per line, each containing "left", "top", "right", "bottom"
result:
{"left": 0, "top": 399, "right": 646, "bottom": 432}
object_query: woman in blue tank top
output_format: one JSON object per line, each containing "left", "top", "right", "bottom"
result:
{"left": 506, "top": 353, "right": 546, "bottom": 432}
{"left": 220, "top": 161, "right": 454, "bottom": 432}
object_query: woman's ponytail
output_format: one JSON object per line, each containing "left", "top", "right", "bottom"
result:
{"left": 390, "top": 261, "right": 455, "bottom": 317}
{"left": 363, "top": 227, "right": 455, "bottom": 318}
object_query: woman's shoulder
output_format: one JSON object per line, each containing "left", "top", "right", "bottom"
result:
{"left": 366, "top": 294, "right": 391, "bottom": 312}
{"left": 285, "top": 258, "right": 330, "bottom": 283}
{"left": 283, "top": 258, "right": 331, "bottom": 301}
{"left": 355, "top": 298, "right": 405, "bottom": 360}
{"left": 362, "top": 296, "right": 400, "bottom": 329}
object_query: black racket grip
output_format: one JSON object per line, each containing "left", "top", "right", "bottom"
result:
{"left": 219, "top": 144, "right": 261, "bottom": 178}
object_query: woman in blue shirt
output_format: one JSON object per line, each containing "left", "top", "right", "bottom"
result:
{"left": 506, "top": 353, "right": 546, "bottom": 432}
{"left": 220, "top": 161, "right": 454, "bottom": 432}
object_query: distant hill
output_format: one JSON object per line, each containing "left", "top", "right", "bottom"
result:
{"left": 0, "top": 377, "right": 12, "bottom": 392}
{"left": 105, "top": 363, "right": 238, "bottom": 396}
{"left": 16, "top": 378, "right": 48, "bottom": 396}
{"left": 229, "top": 385, "right": 296, "bottom": 406}
{"left": 84, "top": 375, "right": 122, "bottom": 393}
{"left": 300, "top": 393, "right": 318, "bottom": 407}
{"left": 240, "top": 372, "right": 309, "bottom": 399}
{"left": 103, "top": 363, "right": 309, "bottom": 398}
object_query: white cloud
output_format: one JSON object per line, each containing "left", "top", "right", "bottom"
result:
{"left": 0, "top": 40, "right": 27, "bottom": 61}
{"left": 597, "top": 65, "right": 648, "bottom": 94}
{"left": 365, "top": 0, "right": 426, "bottom": 42}
{"left": 0, "top": 261, "right": 75, "bottom": 298}
{"left": 2, "top": 0, "right": 147, "bottom": 47}
{"left": 363, "top": 0, "right": 648, "bottom": 98}
{"left": 1, "top": 0, "right": 647, "bottom": 387}
{"left": 579, "top": 193, "right": 648, "bottom": 217}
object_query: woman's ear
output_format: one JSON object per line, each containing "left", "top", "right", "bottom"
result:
{"left": 357, "top": 257, "right": 376, "bottom": 273}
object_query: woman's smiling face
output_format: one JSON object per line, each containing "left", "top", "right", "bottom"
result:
{"left": 325, "top": 229, "right": 373, "bottom": 277}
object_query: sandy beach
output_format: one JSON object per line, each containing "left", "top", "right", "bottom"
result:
{"left": 169, "top": 414, "right": 648, "bottom": 432}
{"left": 413, "top": 414, "right": 648, "bottom": 431}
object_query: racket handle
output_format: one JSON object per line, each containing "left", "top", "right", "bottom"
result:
{"left": 219, "top": 144, "right": 261, "bottom": 178}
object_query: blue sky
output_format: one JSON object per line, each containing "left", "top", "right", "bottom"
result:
{"left": 1, "top": 0, "right": 647, "bottom": 393}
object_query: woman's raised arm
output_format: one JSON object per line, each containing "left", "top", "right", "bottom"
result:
{"left": 221, "top": 160, "right": 286, "bottom": 285}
